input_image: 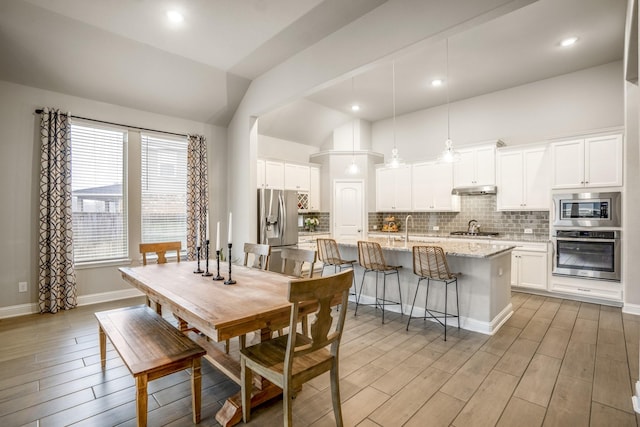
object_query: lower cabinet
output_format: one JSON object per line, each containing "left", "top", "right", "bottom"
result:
{"left": 510, "top": 246, "right": 548, "bottom": 291}
{"left": 549, "top": 276, "right": 622, "bottom": 302}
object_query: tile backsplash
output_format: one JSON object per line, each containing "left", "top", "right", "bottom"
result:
{"left": 299, "top": 212, "right": 330, "bottom": 233}
{"left": 369, "top": 195, "right": 549, "bottom": 237}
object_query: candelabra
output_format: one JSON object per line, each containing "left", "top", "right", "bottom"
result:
{"left": 214, "top": 249, "right": 224, "bottom": 281}
{"left": 193, "top": 246, "right": 203, "bottom": 274}
{"left": 202, "top": 240, "right": 213, "bottom": 277}
{"left": 224, "top": 243, "right": 236, "bottom": 284}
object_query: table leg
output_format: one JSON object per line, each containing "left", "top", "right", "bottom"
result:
{"left": 191, "top": 357, "right": 202, "bottom": 423}
{"left": 136, "top": 374, "right": 148, "bottom": 427}
{"left": 98, "top": 326, "right": 106, "bottom": 369}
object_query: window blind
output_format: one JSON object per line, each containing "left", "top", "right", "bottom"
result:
{"left": 141, "top": 133, "right": 188, "bottom": 250}
{"left": 70, "top": 123, "right": 128, "bottom": 263}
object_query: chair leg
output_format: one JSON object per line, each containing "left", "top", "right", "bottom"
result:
{"left": 283, "top": 381, "right": 294, "bottom": 427}
{"left": 381, "top": 272, "right": 386, "bottom": 324}
{"left": 354, "top": 269, "right": 368, "bottom": 316}
{"left": 406, "top": 277, "right": 421, "bottom": 331}
{"left": 455, "top": 279, "right": 460, "bottom": 330}
{"left": 444, "top": 281, "right": 448, "bottom": 341}
{"left": 241, "top": 358, "right": 252, "bottom": 423}
{"left": 330, "top": 360, "right": 344, "bottom": 427}
{"left": 396, "top": 270, "right": 403, "bottom": 316}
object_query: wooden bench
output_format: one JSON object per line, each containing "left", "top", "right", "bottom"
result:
{"left": 95, "top": 305, "right": 206, "bottom": 426}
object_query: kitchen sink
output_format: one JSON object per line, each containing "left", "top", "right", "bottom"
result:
{"left": 450, "top": 231, "right": 500, "bottom": 237}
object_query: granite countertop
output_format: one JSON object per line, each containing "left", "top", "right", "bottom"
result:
{"left": 337, "top": 237, "right": 515, "bottom": 259}
{"left": 367, "top": 231, "right": 549, "bottom": 244}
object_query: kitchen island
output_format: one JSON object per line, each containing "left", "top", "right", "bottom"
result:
{"left": 337, "top": 236, "right": 515, "bottom": 335}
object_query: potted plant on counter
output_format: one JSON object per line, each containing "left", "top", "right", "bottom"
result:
{"left": 304, "top": 217, "right": 319, "bottom": 232}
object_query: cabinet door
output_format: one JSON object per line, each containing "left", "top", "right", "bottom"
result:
{"left": 431, "top": 162, "right": 457, "bottom": 210}
{"left": 474, "top": 146, "right": 496, "bottom": 185}
{"left": 453, "top": 150, "right": 476, "bottom": 187}
{"left": 284, "top": 164, "right": 310, "bottom": 191}
{"left": 309, "top": 166, "right": 321, "bottom": 211}
{"left": 411, "top": 163, "right": 434, "bottom": 210}
{"left": 376, "top": 168, "right": 396, "bottom": 211}
{"left": 257, "top": 159, "right": 265, "bottom": 189}
{"left": 523, "top": 148, "right": 549, "bottom": 210}
{"left": 265, "top": 160, "right": 284, "bottom": 189}
{"left": 585, "top": 134, "right": 622, "bottom": 187}
{"left": 517, "top": 251, "right": 548, "bottom": 290}
{"left": 551, "top": 140, "right": 584, "bottom": 189}
{"left": 394, "top": 165, "right": 412, "bottom": 210}
{"left": 497, "top": 151, "right": 524, "bottom": 210}
{"left": 510, "top": 252, "right": 519, "bottom": 287}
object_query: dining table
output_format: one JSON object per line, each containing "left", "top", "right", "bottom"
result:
{"left": 119, "top": 260, "right": 316, "bottom": 427}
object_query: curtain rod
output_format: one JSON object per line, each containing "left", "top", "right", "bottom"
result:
{"left": 34, "top": 109, "right": 188, "bottom": 138}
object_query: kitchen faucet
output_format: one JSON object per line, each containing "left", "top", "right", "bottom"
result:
{"left": 468, "top": 219, "right": 479, "bottom": 234}
{"left": 405, "top": 215, "right": 414, "bottom": 247}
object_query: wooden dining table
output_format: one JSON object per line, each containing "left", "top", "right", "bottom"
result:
{"left": 119, "top": 261, "right": 315, "bottom": 427}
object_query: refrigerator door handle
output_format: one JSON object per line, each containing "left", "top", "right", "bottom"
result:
{"left": 279, "top": 192, "right": 287, "bottom": 241}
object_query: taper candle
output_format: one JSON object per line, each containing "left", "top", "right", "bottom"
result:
{"left": 216, "top": 221, "right": 220, "bottom": 251}
{"left": 205, "top": 213, "right": 210, "bottom": 240}
{"left": 228, "top": 212, "right": 232, "bottom": 244}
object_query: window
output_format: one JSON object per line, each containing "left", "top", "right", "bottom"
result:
{"left": 141, "top": 133, "right": 188, "bottom": 250}
{"left": 71, "top": 123, "right": 127, "bottom": 263}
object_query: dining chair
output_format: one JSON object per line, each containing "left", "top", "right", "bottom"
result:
{"left": 243, "top": 243, "right": 271, "bottom": 270}
{"left": 354, "top": 240, "right": 403, "bottom": 324}
{"left": 139, "top": 242, "right": 182, "bottom": 316}
{"left": 240, "top": 269, "right": 353, "bottom": 427}
{"left": 317, "top": 238, "right": 357, "bottom": 295}
{"left": 279, "top": 247, "right": 317, "bottom": 336}
{"left": 406, "top": 245, "right": 460, "bottom": 341}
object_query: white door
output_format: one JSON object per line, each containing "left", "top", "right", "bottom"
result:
{"left": 334, "top": 180, "right": 364, "bottom": 241}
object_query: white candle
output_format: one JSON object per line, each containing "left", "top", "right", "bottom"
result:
{"left": 228, "top": 212, "right": 232, "bottom": 244}
{"left": 206, "top": 213, "right": 210, "bottom": 241}
{"left": 196, "top": 219, "right": 200, "bottom": 248}
{"left": 216, "top": 221, "right": 220, "bottom": 251}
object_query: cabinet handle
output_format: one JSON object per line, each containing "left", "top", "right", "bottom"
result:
{"left": 577, "top": 288, "right": 591, "bottom": 292}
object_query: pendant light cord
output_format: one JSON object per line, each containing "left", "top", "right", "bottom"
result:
{"left": 392, "top": 61, "right": 397, "bottom": 150}
{"left": 446, "top": 38, "right": 450, "bottom": 140}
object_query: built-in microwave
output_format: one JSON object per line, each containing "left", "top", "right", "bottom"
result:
{"left": 552, "top": 192, "right": 621, "bottom": 228}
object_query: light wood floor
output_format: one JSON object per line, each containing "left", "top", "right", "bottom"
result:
{"left": 0, "top": 292, "right": 638, "bottom": 426}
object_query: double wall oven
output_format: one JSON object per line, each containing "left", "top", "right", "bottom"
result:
{"left": 551, "top": 192, "right": 621, "bottom": 282}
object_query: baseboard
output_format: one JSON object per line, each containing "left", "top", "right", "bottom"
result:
{"left": 623, "top": 303, "right": 640, "bottom": 316}
{"left": 0, "top": 288, "right": 144, "bottom": 319}
{"left": 349, "top": 295, "right": 513, "bottom": 335}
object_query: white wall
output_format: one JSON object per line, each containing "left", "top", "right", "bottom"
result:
{"left": 0, "top": 80, "right": 227, "bottom": 313}
{"left": 257, "top": 134, "right": 319, "bottom": 163}
{"left": 371, "top": 61, "right": 624, "bottom": 162}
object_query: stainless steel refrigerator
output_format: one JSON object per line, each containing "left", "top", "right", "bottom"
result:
{"left": 257, "top": 188, "right": 299, "bottom": 248}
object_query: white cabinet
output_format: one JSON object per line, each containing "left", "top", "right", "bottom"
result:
{"left": 308, "top": 166, "right": 321, "bottom": 211}
{"left": 551, "top": 134, "right": 622, "bottom": 189}
{"left": 453, "top": 144, "right": 497, "bottom": 187}
{"left": 256, "top": 159, "right": 266, "bottom": 189}
{"left": 511, "top": 248, "right": 548, "bottom": 290}
{"left": 284, "top": 163, "right": 310, "bottom": 191}
{"left": 549, "top": 276, "right": 622, "bottom": 302}
{"left": 497, "top": 146, "right": 549, "bottom": 211}
{"left": 264, "top": 160, "right": 285, "bottom": 189}
{"left": 411, "top": 162, "right": 459, "bottom": 211}
{"left": 376, "top": 165, "right": 412, "bottom": 211}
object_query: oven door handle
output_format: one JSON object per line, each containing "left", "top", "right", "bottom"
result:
{"left": 555, "top": 237, "right": 617, "bottom": 243}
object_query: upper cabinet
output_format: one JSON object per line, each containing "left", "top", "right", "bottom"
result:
{"left": 308, "top": 166, "right": 321, "bottom": 211}
{"left": 453, "top": 144, "right": 499, "bottom": 187}
{"left": 411, "top": 162, "right": 459, "bottom": 211}
{"left": 257, "top": 159, "right": 266, "bottom": 189}
{"left": 497, "top": 146, "right": 550, "bottom": 211}
{"left": 284, "top": 163, "right": 310, "bottom": 191}
{"left": 376, "top": 165, "right": 412, "bottom": 211}
{"left": 551, "top": 134, "right": 622, "bottom": 189}
{"left": 264, "top": 160, "right": 285, "bottom": 189}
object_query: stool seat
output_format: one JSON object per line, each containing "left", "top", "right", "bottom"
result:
{"left": 406, "top": 246, "right": 460, "bottom": 341}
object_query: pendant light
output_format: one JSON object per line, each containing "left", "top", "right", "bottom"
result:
{"left": 386, "top": 61, "right": 404, "bottom": 168}
{"left": 346, "top": 77, "right": 360, "bottom": 175}
{"left": 439, "top": 38, "right": 460, "bottom": 163}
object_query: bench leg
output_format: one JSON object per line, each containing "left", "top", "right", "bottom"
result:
{"left": 191, "top": 358, "right": 202, "bottom": 423}
{"left": 136, "top": 374, "right": 148, "bottom": 427}
{"left": 98, "top": 325, "right": 106, "bottom": 369}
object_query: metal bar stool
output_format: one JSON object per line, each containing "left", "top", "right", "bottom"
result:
{"left": 317, "top": 238, "right": 357, "bottom": 294}
{"left": 354, "top": 241, "right": 402, "bottom": 324}
{"left": 406, "top": 246, "right": 460, "bottom": 341}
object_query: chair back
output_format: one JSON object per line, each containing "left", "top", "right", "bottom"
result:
{"left": 243, "top": 243, "right": 271, "bottom": 270}
{"left": 413, "top": 246, "right": 455, "bottom": 280}
{"left": 285, "top": 269, "right": 353, "bottom": 364}
{"left": 316, "top": 238, "right": 343, "bottom": 265}
{"left": 280, "top": 247, "right": 317, "bottom": 278}
{"left": 139, "top": 242, "right": 182, "bottom": 265}
{"left": 357, "top": 241, "right": 388, "bottom": 271}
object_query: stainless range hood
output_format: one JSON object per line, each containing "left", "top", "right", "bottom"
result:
{"left": 451, "top": 185, "right": 497, "bottom": 196}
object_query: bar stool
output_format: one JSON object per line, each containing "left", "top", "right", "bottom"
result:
{"left": 354, "top": 241, "right": 402, "bottom": 324}
{"left": 406, "top": 245, "right": 460, "bottom": 341}
{"left": 317, "top": 238, "right": 357, "bottom": 294}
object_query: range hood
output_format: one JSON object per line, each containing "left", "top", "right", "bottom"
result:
{"left": 451, "top": 185, "right": 497, "bottom": 196}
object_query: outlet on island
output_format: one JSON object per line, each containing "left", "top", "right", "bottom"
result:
{"left": 524, "top": 228, "right": 533, "bottom": 234}
{"left": 433, "top": 226, "right": 440, "bottom": 231}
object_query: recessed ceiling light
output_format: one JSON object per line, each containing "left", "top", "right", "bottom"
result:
{"left": 431, "top": 79, "right": 444, "bottom": 87}
{"left": 167, "top": 10, "right": 184, "bottom": 23}
{"left": 560, "top": 36, "right": 578, "bottom": 47}
{"left": 351, "top": 104, "right": 360, "bottom": 111}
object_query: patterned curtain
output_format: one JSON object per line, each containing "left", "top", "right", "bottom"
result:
{"left": 38, "top": 108, "right": 77, "bottom": 313}
{"left": 186, "top": 134, "right": 209, "bottom": 260}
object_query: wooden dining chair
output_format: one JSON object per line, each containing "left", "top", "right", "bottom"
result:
{"left": 243, "top": 243, "right": 271, "bottom": 270}
{"left": 240, "top": 269, "right": 353, "bottom": 427}
{"left": 139, "top": 242, "right": 182, "bottom": 316}
{"left": 279, "top": 247, "right": 317, "bottom": 336}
